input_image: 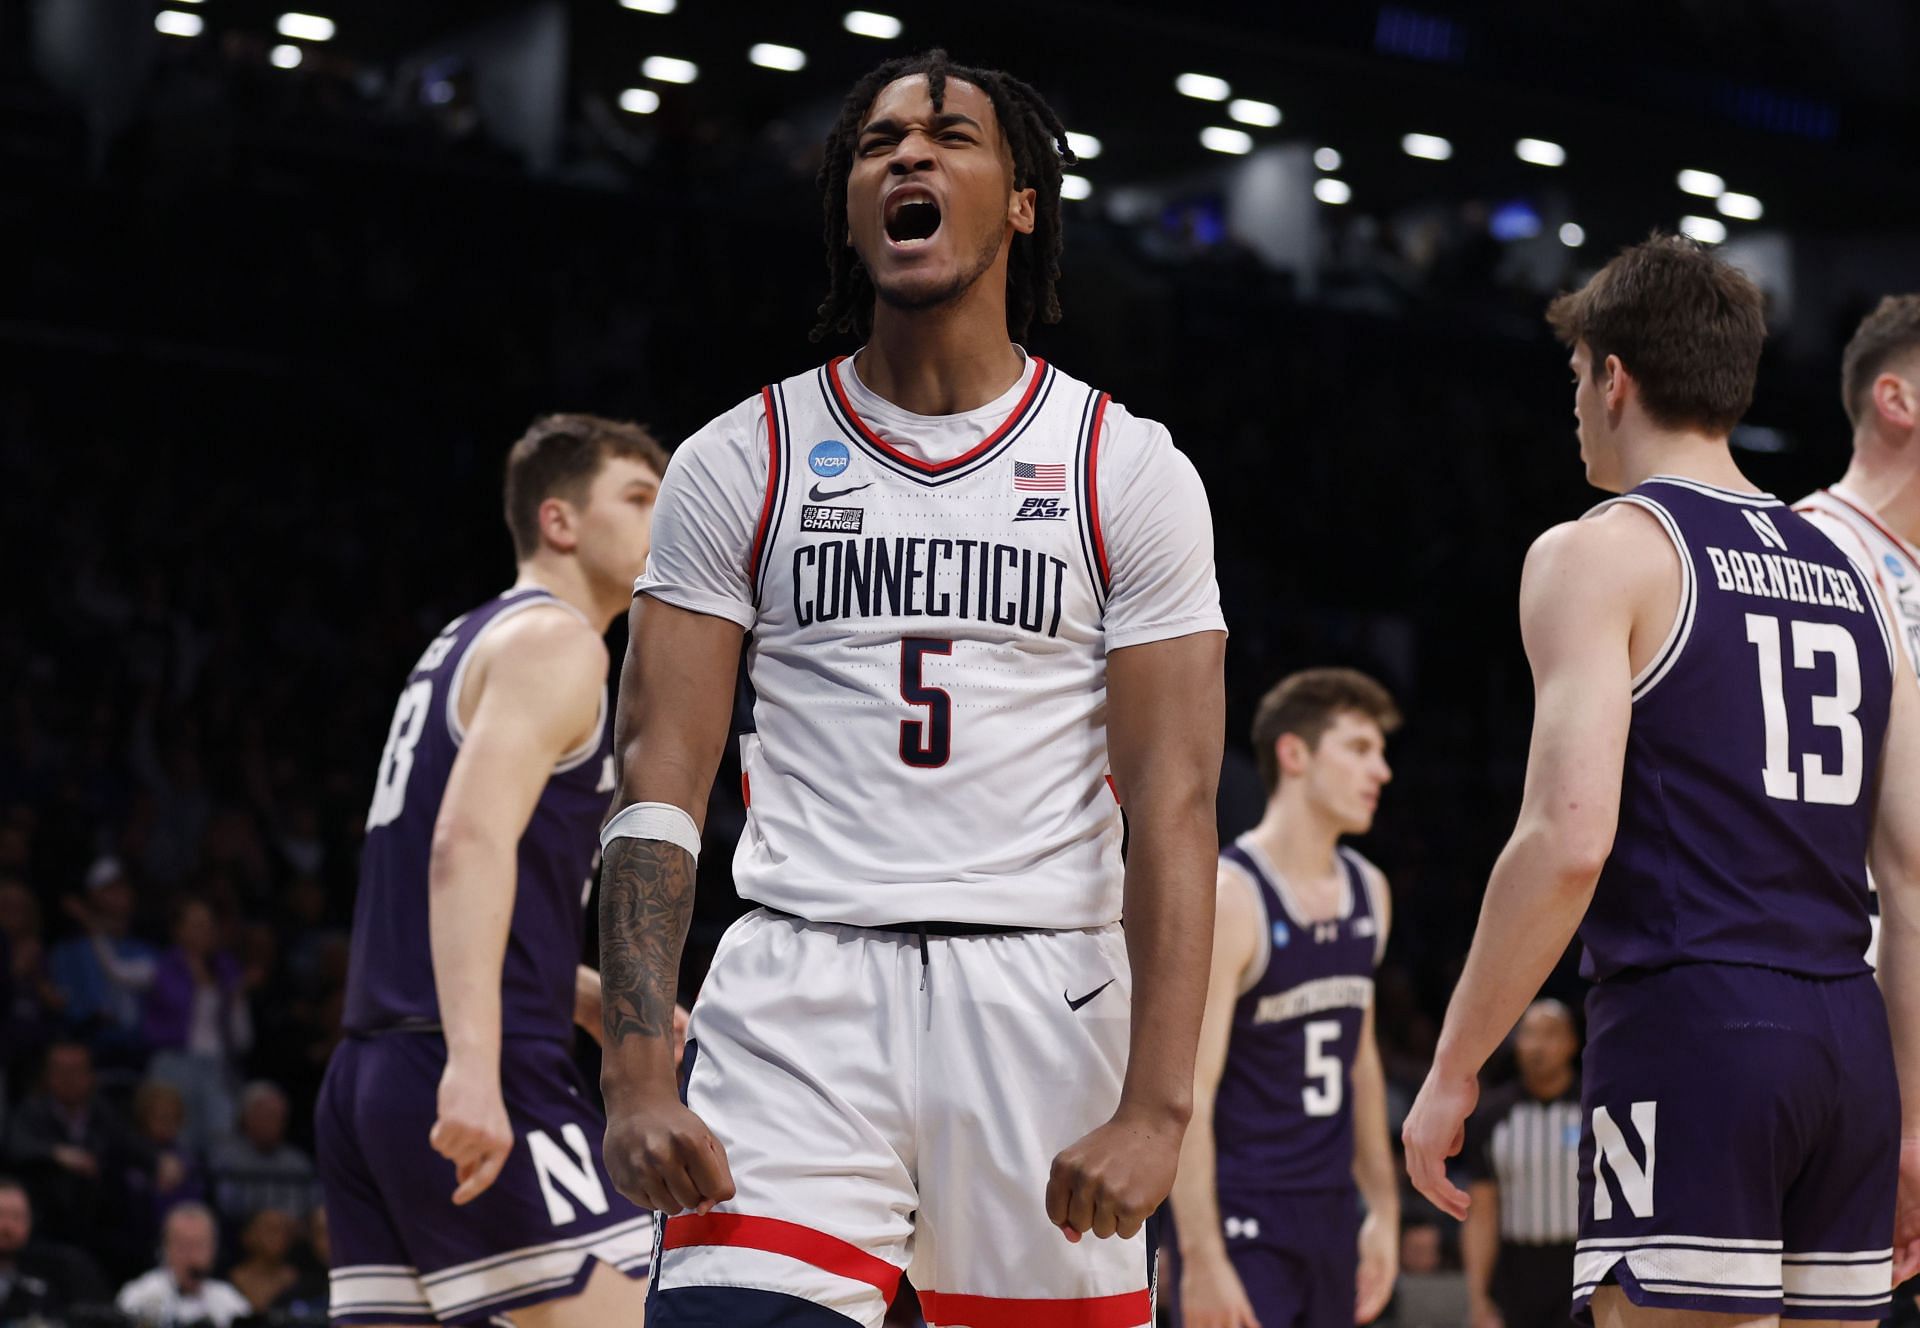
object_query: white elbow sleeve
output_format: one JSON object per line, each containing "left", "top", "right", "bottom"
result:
{"left": 599, "top": 802, "right": 702, "bottom": 862}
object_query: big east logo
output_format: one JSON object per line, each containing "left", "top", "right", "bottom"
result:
{"left": 1014, "top": 497, "right": 1069, "bottom": 522}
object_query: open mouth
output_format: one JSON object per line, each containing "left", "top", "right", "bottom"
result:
{"left": 884, "top": 196, "right": 942, "bottom": 247}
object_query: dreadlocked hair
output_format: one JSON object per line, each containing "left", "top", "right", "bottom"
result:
{"left": 810, "top": 49, "right": 1075, "bottom": 344}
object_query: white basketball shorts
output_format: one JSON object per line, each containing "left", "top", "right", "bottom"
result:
{"left": 645, "top": 907, "right": 1155, "bottom": 1327}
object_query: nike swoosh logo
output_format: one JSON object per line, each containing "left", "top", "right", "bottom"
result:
{"left": 808, "top": 482, "right": 873, "bottom": 502}
{"left": 1064, "top": 979, "right": 1116, "bottom": 1012}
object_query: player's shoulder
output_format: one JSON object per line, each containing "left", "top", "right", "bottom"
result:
{"left": 473, "top": 598, "right": 608, "bottom": 682}
{"left": 1534, "top": 503, "right": 1675, "bottom": 583}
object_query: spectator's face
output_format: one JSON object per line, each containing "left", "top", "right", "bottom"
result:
{"left": 138, "top": 1085, "right": 186, "bottom": 1142}
{"left": 0, "top": 1189, "right": 31, "bottom": 1257}
{"left": 243, "top": 1210, "right": 296, "bottom": 1263}
{"left": 1515, "top": 1004, "right": 1579, "bottom": 1082}
{"left": 175, "top": 901, "right": 215, "bottom": 955}
{"left": 165, "top": 1211, "right": 217, "bottom": 1282}
{"left": 46, "top": 1046, "right": 93, "bottom": 1109}
{"left": 242, "top": 1091, "right": 289, "bottom": 1149}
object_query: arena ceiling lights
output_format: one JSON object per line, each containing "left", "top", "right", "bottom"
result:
{"left": 642, "top": 55, "right": 699, "bottom": 84}
{"left": 1061, "top": 175, "right": 1093, "bottom": 201}
{"left": 1313, "top": 178, "right": 1352, "bottom": 205}
{"left": 1401, "top": 132, "right": 1453, "bottom": 161}
{"left": 1514, "top": 137, "right": 1565, "bottom": 167}
{"left": 1677, "top": 169, "right": 1725, "bottom": 198}
{"left": 1200, "top": 126, "right": 1253, "bottom": 155}
{"left": 619, "top": 88, "right": 661, "bottom": 114}
{"left": 1228, "top": 99, "right": 1282, "bottom": 128}
{"left": 842, "top": 11, "right": 903, "bottom": 39}
{"left": 619, "top": 0, "right": 677, "bottom": 12}
{"left": 1716, "top": 191, "right": 1764, "bottom": 221}
{"left": 270, "top": 44, "right": 303, "bottom": 68}
{"left": 276, "top": 13, "right": 335, "bottom": 41}
{"left": 1065, "top": 132, "right": 1102, "bottom": 160}
{"left": 1176, "top": 73, "right": 1232, "bottom": 102}
{"left": 155, "top": 10, "right": 203, "bottom": 36}
{"left": 748, "top": 43, "right": 807, "bottom": 72}
{"left": 1679, "top": 214, "right": 1728, "bottom": 244}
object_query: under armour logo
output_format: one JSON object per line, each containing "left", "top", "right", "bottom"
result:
{"left": 1224, "top": 1216, "right": 1260, "bottom": 1240}
{"left": 1313, "top": 922, "right": 1339, "bottom": 944}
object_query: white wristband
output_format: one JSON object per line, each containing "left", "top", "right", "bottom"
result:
{"left": 600, "top": 802, "right": 702, "bottom": 861}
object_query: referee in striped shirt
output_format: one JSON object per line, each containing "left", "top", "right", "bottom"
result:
{"left": 1462, "top": 1000, "right": 1582, "bottom": 1328}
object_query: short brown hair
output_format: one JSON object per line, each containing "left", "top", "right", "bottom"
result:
{"left": 1251, "top": 668, "right": 1401, "bottom": 795}
{"left": 503, "top": 414, "right": 668, "bottom": 560}
{"left": 1545, "top": 233, "right": 1767, "bottom": 436}
{"left": 1841, "top": 295, "right": 1920, "bottom": 429}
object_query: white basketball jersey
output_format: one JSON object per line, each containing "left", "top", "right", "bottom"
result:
{"left": 1797, "top": 485, "right": 1920, "bottom": 679}
{"left": 638, "top": 354, "right": 1224, "bottom": 929}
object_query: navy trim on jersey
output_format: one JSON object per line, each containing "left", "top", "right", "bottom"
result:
{"left": 813, "top": 361, "right": 1058, "bottom": 488}
{"left": 1071, "top": 388, "right": 1108, "bottom": 607}
{"left": 752, "top": 385, "right": 794, "bottom": 611}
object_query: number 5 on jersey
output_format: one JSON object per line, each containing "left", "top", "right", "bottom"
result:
{"left": 899, "top": 638, "right": 952, "bottom": 769}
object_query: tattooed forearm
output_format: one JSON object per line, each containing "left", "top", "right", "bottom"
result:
{"left": 598, "top": 837, "right": 696, "bottom": 1044}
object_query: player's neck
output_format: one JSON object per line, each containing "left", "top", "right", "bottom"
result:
{"left": 1837, "top": 442, "right": 1920, "bottom": 546}
{"left": 513, "top": 559, "right": 616, "bottom": 632}
{"left": 1249, "top": 796, "right": 1343, "bottom": 889}
{"left": 1611, "top": 426, "right": 1755, "bottom": 495}
{"left": 857, "top": 298, "right": 1025, "bottom": 417}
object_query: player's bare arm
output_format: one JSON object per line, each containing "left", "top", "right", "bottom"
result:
{"left": 1404, "top": 507, "right": 1671, "bottom": 1216}
{"left": 598, "top": 595, "right": 742, "bottom": 1217}
{"left": 428, "top": 607, "right": 609, "bottom": 1205}
{"left": 1169, "top": 867, "right": 1263, "bottom": 1328}
{"left": 1350, "top": 874, "right": 1398, "bottom": 1325}
{"left": 1868, "top": 650, "right": 1920, "bottom": 1280}
{"left": 1048, "top": 627, "right": 1225, "bottom": 1242}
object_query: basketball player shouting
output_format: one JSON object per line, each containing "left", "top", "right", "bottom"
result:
{"left": 319, "top": 417, "right": 669, "bottom": 1327}
{"left": 597, "top": 50, "right": 1227, "bottom": 1328}
{"left": 1402, "top": 237, "right": 1920, "bottom": 1326}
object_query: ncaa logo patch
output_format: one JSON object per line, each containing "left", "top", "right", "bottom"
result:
{"left": 1271, "top": 921, "right": 1289, "bottom": 949}
{"left": 1886, "top": 553, "right": 1907, "bottom": 579}
{"left": 809, "top": 441, "right": 851, "bottom": 477}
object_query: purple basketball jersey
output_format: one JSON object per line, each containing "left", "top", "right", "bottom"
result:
{"left": 1579, "top": 477, "right": 1894, "bottom": 982}
{"left": 342, "top": 589, "right": 614, "bottom": 1041}
{"left": 1213, "top": 837, "right": 1382, "bottom": 1191}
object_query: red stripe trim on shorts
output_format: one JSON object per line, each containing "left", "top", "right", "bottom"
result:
{"left": 661, "top": 1213, "right": 901, "bottom": 1300}
{"left": 917, "top": 1288, "right": 1151, "bottom": 1328}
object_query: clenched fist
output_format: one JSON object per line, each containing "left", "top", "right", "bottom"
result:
{"left": 1046, "top": 1109, "right": 1185, "bottom": 1242}
{"left": 603, "top": 1089, "right": 736, "bottom": 1217}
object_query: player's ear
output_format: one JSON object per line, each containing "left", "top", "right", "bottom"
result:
{"left": 538, "top": 496, "right": 581, "bottom": 554}
{"left": 1276, "top": 731, "right": 1314, "bottom": 780}
{"left": 1874, "top": 371, "right": 1917, "bottom": 434}
{"left": 1007, "top": 186, "right": 1036, "bottom": 235}
{"left": 1602, "top": 354, "right": 1632, "bottom": 415}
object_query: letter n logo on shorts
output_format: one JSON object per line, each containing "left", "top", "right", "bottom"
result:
{"left": 527, "top": 1123, "right": 612, "bottom": 1227}
{"left": 1591, "top": 1102, "right": 1656, "bottom": 1221}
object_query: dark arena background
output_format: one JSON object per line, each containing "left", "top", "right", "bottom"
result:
{"left": 4, "top": 1, "right": 1920, "bottom": 1324}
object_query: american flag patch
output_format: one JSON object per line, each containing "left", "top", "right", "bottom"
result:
{"left": 1014, "top": 461, "right": 1067, "bottom": 491}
